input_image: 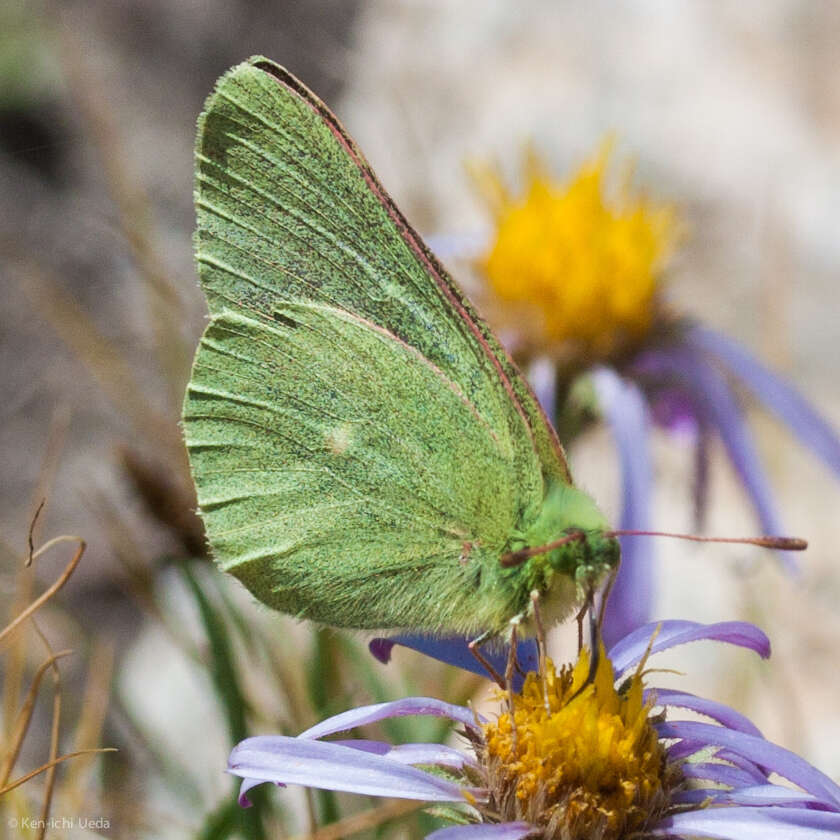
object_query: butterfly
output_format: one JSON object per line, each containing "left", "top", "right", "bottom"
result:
{"left": 182, "top": 56, "right": 619, "bottom": 647}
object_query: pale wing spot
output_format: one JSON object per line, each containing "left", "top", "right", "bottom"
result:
{"left": 325, "top": 423, "right": 354, "bottom": 456}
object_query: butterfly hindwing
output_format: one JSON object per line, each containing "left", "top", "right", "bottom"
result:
{"left": 186, "top": 303, "right": 532, "bottom": 632}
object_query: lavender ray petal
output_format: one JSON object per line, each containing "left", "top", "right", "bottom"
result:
{"left": 609, "top": 620, "right": 770, "bottom": 677}
{"left": 332, "top": 740, "right": 475, "bottom": 769}
{"left": 656, "top": 721, "right": 840, "bottom": 808}
{"left": 666, "top": 739, "right": 707, "bottom": 761}
{"left": 238, "top": 777, "right": 274, "bottom": 808}
{"left": 387, "top": 743, "right": 477, "bottom": 769}
{"left": 298, "top": 696, "right": 480, "bottom": 739}
{"left": 689, "top": 326, "right": 840, "bottom": 477}
{"left": 331, "top": 739, "right": 392, "bottom": 754}
{"left": 666, "top": 744, "right": 767, "bottom": 780}
{"left": 673, "top": 784, "right": 834, "bottom": 809}
{"left": 647, "top": 688, "right": 763, "bottom": 737}
{"left": 669, "top": 788, "right": 735, "bottom": 806}
{"left": 228, "top": 736, "right": 480, "bottom": 803}
{"left": 425, "top": 822, "right": 535, "bottom": 840}
{"left": 645, "top": 345, "right": 795, "bottom": 571}
{"left": 652, "top": 806, "right": 840, "bottom": 838}
{"left": 715, "top": 749, "right": 769, "bottom": 779}
{"left": 680, "top": 761, "right": 766, "bottom": 788}
{"left": 591, "top": 367, "right": 655, "bottom": 647}
{"left": 369, "top": 635, "right": 538, "bottom": 694}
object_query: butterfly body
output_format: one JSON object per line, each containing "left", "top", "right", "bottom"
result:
{"left": 183, "top": 57, "right": 618, "bottom": 638}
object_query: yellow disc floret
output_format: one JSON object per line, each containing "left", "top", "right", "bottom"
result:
{"left": 480, "top": 145, "right": 675, "bottom": 363}
{"left": 481, "top": 647, "right": 675, "bottom": 839}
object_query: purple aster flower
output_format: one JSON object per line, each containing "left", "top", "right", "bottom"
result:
{"left": 229, "top": 620, "right": 840, "bottom": 839}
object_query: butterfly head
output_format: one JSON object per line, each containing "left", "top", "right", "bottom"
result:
{"left": 502, "top": 480, "right": 620, "bottom": 592}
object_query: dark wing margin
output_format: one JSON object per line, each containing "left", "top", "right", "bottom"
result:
{"left": 250, "top": 56, "right": 571, "bottom": 486}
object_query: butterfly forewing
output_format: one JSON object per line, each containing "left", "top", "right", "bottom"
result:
{"left": 184, "top": 57, "right": 570, "bottom": 633}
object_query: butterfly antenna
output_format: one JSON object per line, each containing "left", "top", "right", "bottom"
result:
{"left": 605, "top": 530, "right": 807, "bottom": 551}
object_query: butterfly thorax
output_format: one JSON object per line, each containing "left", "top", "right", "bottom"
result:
{"left": 503, "top": 481, "right": 620, "bottom": 630}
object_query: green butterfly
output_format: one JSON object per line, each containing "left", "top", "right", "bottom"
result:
{"left": 183, "top": 57, "right": 619, "bottom": 644}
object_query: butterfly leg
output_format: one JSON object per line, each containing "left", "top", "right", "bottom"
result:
{"left": 574, "top": 599, "right": 588, "bottom": 654}
{"left": 597, "top": 559, "right": 620, "bottom": 628}
{"left": 467, "top": 631, "right": 505, "bottom": 688}
{"left": 530, "top": 590, "right": 550, "bottom": 712}
{"left": 505, "top": 619, "right": 520, "bottom": 751}
{"left": 568, "top": 587, "right": 600, "bottom": 702}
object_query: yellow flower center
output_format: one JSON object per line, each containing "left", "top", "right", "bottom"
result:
{"left": 481, "top": 647, "right": 674, "bottom": 839}
{"left": 479, "top": 146, "right": 675, "bottom": 363}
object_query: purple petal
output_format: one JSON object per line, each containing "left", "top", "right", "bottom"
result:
{"left": 298, "top": 697, "right": 480, "bottom": 739}
{"left": 652, "top": 806, "right": 840, "bottom": 838}
{"left": 666, "top": 738, "right": 710, "bottom": 761}
{"left": 715, "top": 748, "right": 769, "bottom": 778}
{"left": 591, "top": 368, "right": 655, "bottom": 648}
{"left": 638, "top": 345, "right": 795, "bottom": 572}
{"left": 647, "top": 689, "right": 763, "bottom": 737}
{"left": 228, "top": 736, "right": 480, "bottom": 802}
{"left": 667, "top": 738, "right": 767, "bottom": 782}
{"left": 238, "top": 777, "right": 280, "bottom": 808}
{"left": 369, "top": 635, "right": 538, "bottom": 693}
{"left": 425, "top": 822, "right": 535, "bottom": 840}
{"left": 332, "top": 739, "right": 475, "bottom": 769}
{"left": 609, "top": 620, "right": 771, "bottom": 677}
{"left": 689, "top": 326, "right": 840, "bottom": 477}
{"left": 647, "top": 385, "right": 700, "bottom": 434}
{"left": 331, "top": 739, "right": 392, "bottom": 754}
{"left": 305, "top": 739, "right": 475, "bottom": 769}
{"left": 676, "top": 347, "right": 785, "bottom": 538}
{"left": 666, "top": 743, "right": 768, "bottom": 780}
{"left": 656, "top": 721, "right": 840, "bottom": 808}
{"left": 387, "top": 743, "right": 477, "bottom": 769}
{"left": 680, "top": 761, "right": 766, "bottom": 788}
{"left": 674, "top": 784, "right": 833, "bottom": 809}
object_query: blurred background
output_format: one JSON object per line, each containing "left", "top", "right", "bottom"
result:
{"left": 1, "top": 1, "right": 839, "bottom": 837}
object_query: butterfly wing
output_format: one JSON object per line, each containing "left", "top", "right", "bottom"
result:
{"left": 184, "top": 57, "right": 570, "bottom": 634}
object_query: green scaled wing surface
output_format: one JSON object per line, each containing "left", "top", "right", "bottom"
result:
{"left": 184, "top": 57, "right": 572, "bottom": 635}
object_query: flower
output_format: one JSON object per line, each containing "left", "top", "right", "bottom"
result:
{"left": 471, "top": 146, "right": 840, "bottom": 647}
{"left": 228, "top": 621, "right": 840, "bottom": 839}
